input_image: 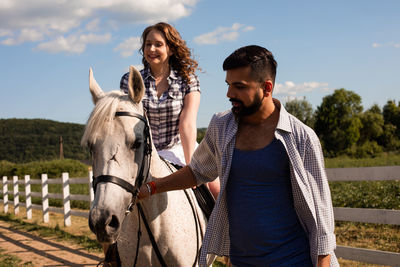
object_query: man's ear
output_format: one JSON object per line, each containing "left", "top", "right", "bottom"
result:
{"left": 263, "top": 80, "right": 274, "bottom": 96}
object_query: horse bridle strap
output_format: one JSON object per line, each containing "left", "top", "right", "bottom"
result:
{"left": 93, "top": 175, "right": 138, "bottom": 196}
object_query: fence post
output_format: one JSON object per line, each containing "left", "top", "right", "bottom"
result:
{"left": 2, "top": 176, "right": 8, "bottom": 213}
{"left": 13, "top": 176, "right": 19, "bottom": 215}
{"left": 24, "top": 175, "right": 32, "bottom": 220}
{"left": 89, "top": 170, "right": 94, "bottom": 205}
{"left": 41, "top": 174, "right": 49, "bottom": 223}
{"left": 62, "top": 172, "right": 71, "bottom": 227}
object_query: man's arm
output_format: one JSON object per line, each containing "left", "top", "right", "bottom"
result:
{"left": 138, "top": 166, "right": 197, "bottom": 199}
{"left": 318, "top": 255, "right": 331, "bottom": 267}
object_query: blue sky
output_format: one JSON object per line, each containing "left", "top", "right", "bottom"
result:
{"left": 1, "top": 0, "right": 399, "bottom": 127}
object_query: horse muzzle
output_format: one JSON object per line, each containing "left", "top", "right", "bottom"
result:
{"left": 89, "top": 206, "right": 122, "bottom": 244}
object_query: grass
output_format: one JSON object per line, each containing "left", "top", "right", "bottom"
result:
{"left": 335, "top": 221, "right": 400, "bottom": 253}
{"left": 0, "top": 248, "right": 33, "bottom": 267}
{"left": 325, "top": 151, "right": 400, "bottom": 168}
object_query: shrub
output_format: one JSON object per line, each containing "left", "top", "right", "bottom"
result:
{"left": 0, "top": 159, "right": 88, "bottom": 179}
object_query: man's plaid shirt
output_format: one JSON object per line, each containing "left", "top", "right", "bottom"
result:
{"left": 120, "top": 67, "right": 200, "bottom": 150}
{"left": 189, "top": 100, "right": 338, "bottom": 267}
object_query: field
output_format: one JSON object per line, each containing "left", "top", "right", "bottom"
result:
{"left": 0, "top": 152, "right": 399, "bottom": 266}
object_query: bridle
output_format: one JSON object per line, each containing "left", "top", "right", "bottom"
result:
{"left": 92, "top": 111, "right": 168, "bottom": 267}
{"left": 91, "top": 111, "right": 200, "bottom": 267}
{"left": 92, "top": 111, "right": 152, "bottom": 212}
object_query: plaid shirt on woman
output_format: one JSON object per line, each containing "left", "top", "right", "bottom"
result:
{"left": 189, "top": 100, "right": 339, "bottom": 267}
{"left": 120, "top": 67, "right": 200, "bottom": 150}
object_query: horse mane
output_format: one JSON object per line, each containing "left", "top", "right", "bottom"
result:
{"left": 81, "top": 90, "right": 129, "bottom": 146}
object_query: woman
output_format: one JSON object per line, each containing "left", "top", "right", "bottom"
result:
{"left": 120, "top": 22, "right": 220, "bottom": 198}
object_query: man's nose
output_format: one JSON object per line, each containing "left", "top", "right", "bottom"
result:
{"left": 226, "top": 85, "right": 234, "bottom": 99}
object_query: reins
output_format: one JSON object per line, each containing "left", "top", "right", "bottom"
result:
{"left": 92, "top": 111, "right": 202, "bottom": 267}
{"left": 93, "top": 111, "right": 166, "bottom": 267}
{"left": 161, "top": 158, "right": 202, "bottom": 267}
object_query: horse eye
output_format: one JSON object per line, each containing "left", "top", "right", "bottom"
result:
{"left": 131, "top": 140, "right": 142, "bottom": 150}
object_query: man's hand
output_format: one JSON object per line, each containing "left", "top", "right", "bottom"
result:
{"left": 138, "top": 184, "right": 151, "bottom": 200}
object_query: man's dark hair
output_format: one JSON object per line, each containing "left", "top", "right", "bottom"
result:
{"left": 222, "top": 45, "right": 277, "bottom": 84}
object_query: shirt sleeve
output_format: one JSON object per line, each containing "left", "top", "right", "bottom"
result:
{"left": 304, "top": 132, "right": 337, "bottom": 255}
{"left": 120, "top": 72, "right": 129, "bottom": 94}
{"left": 184, "top": 74, "right": 201, "bottom": 95}
{"left": 189, "top": 114, "right": 219, "bottom": 185}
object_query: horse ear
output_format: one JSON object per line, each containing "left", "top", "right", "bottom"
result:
{"left": 128, "top": 65, "right": 145, "bottom": 103}
{"left": 89, "top": 68, "right": 105, "bottom": 104}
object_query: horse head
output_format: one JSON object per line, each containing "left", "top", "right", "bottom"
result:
{"left": 82, "top": 66, "right": 148, "bottom": 245}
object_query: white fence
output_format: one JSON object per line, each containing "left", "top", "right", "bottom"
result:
{"left": 0, "top": 172, "right": 94, "bottom": 226}
{"left": 326, "top": 166, "right": 400, "bottom": 266}
{"left": 0, "top": 167, "right": 400, "bottom": 266}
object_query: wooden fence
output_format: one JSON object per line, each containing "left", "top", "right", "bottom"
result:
{"left": 326, "top": 166, "right": 400, "bottom": 266}
{"left": 1, "top": 166, "right": 400, "bottom": 266}
{"left": 0, "top": 172, "right": 94, "bottom": 226}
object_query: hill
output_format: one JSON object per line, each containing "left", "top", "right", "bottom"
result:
{"left": 0, "top": 118, "right": 89, "bottom": 163}
{"left": 0, "top": 119, "right": 209, "bottom": 163}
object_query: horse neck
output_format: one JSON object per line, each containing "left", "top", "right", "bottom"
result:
{"left": 147, "top": 142, "right": 174, "bottom": 182}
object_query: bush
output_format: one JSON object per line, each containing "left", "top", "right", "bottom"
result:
{"left": 330, "top": 180, "right": 400, "bottom": 209}
{"left": 0, "top": 159, "right": 88, "bottom": 179}
{"left": 346, "top": 141, "right": 383, "bottom": 158}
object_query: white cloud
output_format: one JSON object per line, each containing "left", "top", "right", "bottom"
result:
{"left": 0, "top": 29, "right": 13, "bottom": 37}
{"left": 86, "top": 19, "right": 101, "bottom": 32}
{"left": 1, "top": 28, "right": 43, "bottom": 45}
{"left": 114, "top": 36, "right": 141, "bottom": 58}
{"left": 193, "top": 23, "right": 255, "bottom": 45}
{"left": 0, "top": 0, "right": 198, "bottom": 53}
{"left": 36, "top": 33, "right": 111, "bottom": 54}
{"left": 274, "top": 81, "right": 330, "bottom": 95}
{"left": 372, "top": 41, "right": 400, "bottom": 48}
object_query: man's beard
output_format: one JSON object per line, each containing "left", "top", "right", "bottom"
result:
{"left": 230, "top": 92, "right": 263, "bottom": 120}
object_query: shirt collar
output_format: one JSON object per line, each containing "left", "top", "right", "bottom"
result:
{"left": 274, "top": 98, "right": 292, "bottom": 133}
{"left": 142, "top": 66, "right": 178, "bottom": 81}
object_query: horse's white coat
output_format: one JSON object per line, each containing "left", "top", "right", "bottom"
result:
{"left": 83, "top": 66, "right": 207, "bottom": 267}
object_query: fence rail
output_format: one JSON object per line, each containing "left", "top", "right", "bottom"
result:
{"left": 326, "top": 166, "right": 400, "bottom": 266}
{"left": 0, "top": 172, "right": 93, "bottom": 225}
{"left": 1, "top": 166, "right": 399, "bottom": 266}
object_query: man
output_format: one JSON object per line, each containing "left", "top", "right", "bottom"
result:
{"left": 139, "top": 45, "right": 338, "bottom": 267}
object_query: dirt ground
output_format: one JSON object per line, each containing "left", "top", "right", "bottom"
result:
{"left": 0, "top": 205, "right": 104, "bottom": 267}
{"left": 0, "top": 204, "right": 390, "bottom": 267}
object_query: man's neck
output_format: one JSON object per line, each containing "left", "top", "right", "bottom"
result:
{"left": 240, "top": 98, "right": 278, "bottom": 126}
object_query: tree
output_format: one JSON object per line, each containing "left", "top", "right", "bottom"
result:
{"left": 314, "top": 88, "right": 363, "bottom": 157}
{"left": 383, "top": 100, "right": 400, "bottom": 135}
{"left": 381, "top": 100, "right": 400, "bottom": 150}
{"left": 358, "top": 104, "right": 384, "bottom": 144}
{"left": 284, "top": 97, "right": 315, "bottom": 128}
{"left": 351, "top": 104, "right": 384, "bottom": 157}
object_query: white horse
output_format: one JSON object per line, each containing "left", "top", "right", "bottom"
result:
{"left": 82, "top": 66, "right": 207, "bottom": 267}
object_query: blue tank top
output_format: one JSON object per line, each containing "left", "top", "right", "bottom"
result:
{"left": 226, "top": 138, "right": 312, "bottom": 267}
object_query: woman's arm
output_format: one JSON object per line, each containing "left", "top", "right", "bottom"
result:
{"left": 179, "top": 91, "right": 201, "bottom": 164}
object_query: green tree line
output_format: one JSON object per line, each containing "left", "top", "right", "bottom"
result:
{"left": 285, "top": 88, "right": 400, "bottom": 157}
{"left": 1, "top": 88, "right": 399, "bottom": 163}
{"left": 0, "top": 119, "right": 89, "bottom": 163}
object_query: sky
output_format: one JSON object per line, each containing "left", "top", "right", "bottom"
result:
{"left": 1, "top": 0, "right": 399, "bottom": 127}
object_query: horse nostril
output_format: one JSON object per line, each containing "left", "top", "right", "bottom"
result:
{"left": 108, "top": 215, "right": 120, "bottom": 230}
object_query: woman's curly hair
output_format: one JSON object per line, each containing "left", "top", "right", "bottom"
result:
{"left": 140, "top": 22, "right": 199, "bottom": 84}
